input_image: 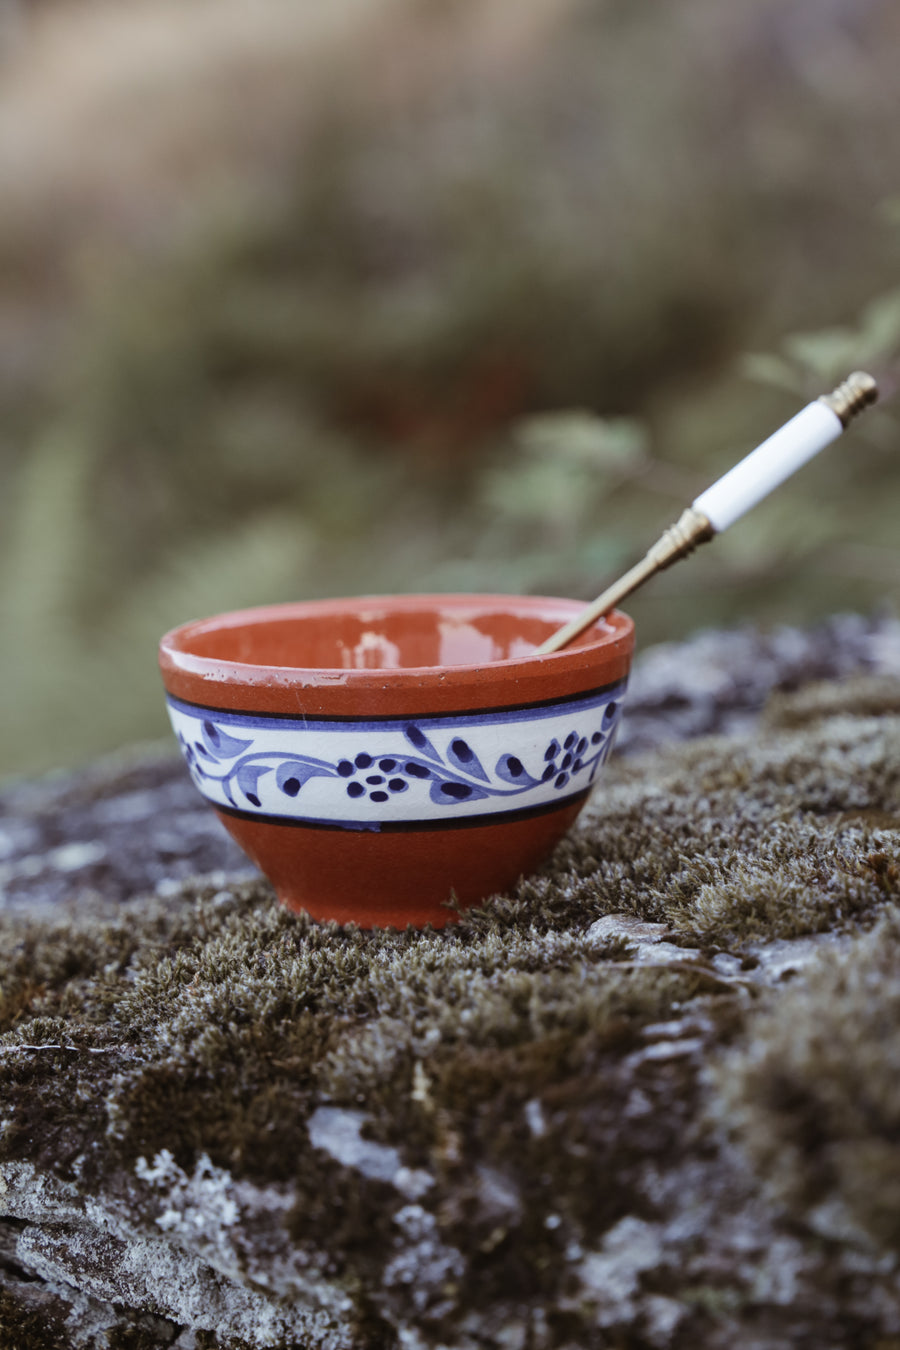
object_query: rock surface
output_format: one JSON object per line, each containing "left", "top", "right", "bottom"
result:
{"left": 1, "top": 615, "right": 900, "bottom": 1349}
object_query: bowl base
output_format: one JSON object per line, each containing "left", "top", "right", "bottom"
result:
{"left": 215, "top": 798, "right": 588, "bottom": 928}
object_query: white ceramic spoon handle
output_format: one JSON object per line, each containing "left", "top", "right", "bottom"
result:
{"left": 536, "top": 372, "right": 878, "bottom": 656}
{"left": 693, "top": 400, "right": 841, "bottom": 531}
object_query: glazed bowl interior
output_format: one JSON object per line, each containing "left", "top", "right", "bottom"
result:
{"left": 181, "top": 606, "right": 551, "bottom": 671}
{"left": 162, "top": 594, "right": 629, "bottom": 677}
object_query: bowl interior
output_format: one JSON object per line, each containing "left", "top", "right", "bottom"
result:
{"left": 175, "top": 598, "right": 618, "bottom": 673}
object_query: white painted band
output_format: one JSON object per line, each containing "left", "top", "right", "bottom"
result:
{"left": 167, "top": 685, "right": 626, "bottom": 828}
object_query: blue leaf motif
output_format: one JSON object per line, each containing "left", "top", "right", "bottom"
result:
{"left": 275, "top": 761, "right": 326, "bottom": 797}
{"left": 201, "top": 720, "right": 253, "bottom": 759}
{"left": 403, "top": 724, "right": 443, "bottom": 763}
{"left": 446, "top": 738, "right": 489, "bottom": 782}
{"left": 237, "top": 764, "right": 271, "bottom": 807}
{"left": 429, "top": 779, "right": 489, "bottom": 806}
{"left": 495, "top": 753, "right": 540, "bottom": 788}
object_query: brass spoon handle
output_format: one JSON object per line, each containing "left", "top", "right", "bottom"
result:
{"left": 536, "top": 372, "right": 878, "bottom": 656}
{"left": 536, "top": 508, "right": 713, "bottom": 655}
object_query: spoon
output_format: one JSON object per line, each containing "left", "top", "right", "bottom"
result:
{"left": 536, "top": 371, "right": 879, "bottom": 655}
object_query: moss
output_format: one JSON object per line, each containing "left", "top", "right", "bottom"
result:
{"left": 3, "top": 686, "right": 900, "bottom": 1342}
{"left": 0, "top": 1289, "right": 69, "bottom": 1350}
{"left": 411, "top": 1020, "right": 700, "bottom": 1312}
{"left": 711, "top": 906, "right": 900, "bottom": 1252}
{"left": 763, "top": 675, "right": 900, "bottom": 731}
{"left": 105, "top": 1317, "right": 181, "bottom": 1350}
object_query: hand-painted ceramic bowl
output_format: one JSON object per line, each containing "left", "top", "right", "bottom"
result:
{"left": 159, "top": 594, "right": 633, "bottom": 928}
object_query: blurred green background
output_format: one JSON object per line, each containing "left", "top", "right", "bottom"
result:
{"left": 1, "top": 0, "right": 899, "bottom": 779}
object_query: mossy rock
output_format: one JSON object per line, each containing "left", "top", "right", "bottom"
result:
{"left": 1, "top": 626, "right": 900, "bottom": 1348}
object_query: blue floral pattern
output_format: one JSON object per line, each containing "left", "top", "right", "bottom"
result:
{"left": 168, "top": 689, "right": 625, "bottom": 824}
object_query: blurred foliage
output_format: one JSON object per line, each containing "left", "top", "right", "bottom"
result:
{"left": 0, "top": 0, "right": 899, "bottom": 777}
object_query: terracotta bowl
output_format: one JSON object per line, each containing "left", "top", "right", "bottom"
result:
{"left": 158, "top": 594, "right": 633, "bottom": 928}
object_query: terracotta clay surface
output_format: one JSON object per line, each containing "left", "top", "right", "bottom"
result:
{"left": 216, "top": 794, "right": 590, "bottom": 928}
{"left": 159, "top": 594, "right": 634, "bottom": 926}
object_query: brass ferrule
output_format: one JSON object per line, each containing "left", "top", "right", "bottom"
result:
{"left": 645, "top": 506, "right": 715, "bottom": 571}
{"left": 534, "top": 507, "right": 715, "bottom": 654}
{"left": 818, "top": 371, "right": 879, "bottom": 428}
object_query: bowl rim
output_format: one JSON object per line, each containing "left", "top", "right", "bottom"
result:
{"left": 159, "top": 593, "right": 634, "bottom": 717}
